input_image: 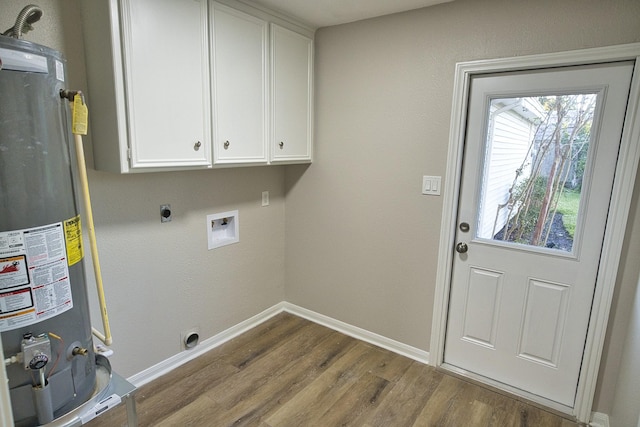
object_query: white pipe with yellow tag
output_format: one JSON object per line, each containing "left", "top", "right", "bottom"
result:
{"left": 62, "top": 90, "right": 113, "bottom": 346}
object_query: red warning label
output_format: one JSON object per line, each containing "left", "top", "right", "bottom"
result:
{"left": 0, "top": 255, "right": 29, "bottom": 288}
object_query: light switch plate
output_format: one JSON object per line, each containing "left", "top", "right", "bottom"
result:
{"left": 422, "top": 176, "right": 441, "bottom": 196}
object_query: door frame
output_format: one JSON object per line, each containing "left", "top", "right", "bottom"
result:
{"left": 430, "top": 43, "right": 640, "bottom": 423}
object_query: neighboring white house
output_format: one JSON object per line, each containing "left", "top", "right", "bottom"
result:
{"left": 477, "top": 97, "right": 545, "bottom": 240}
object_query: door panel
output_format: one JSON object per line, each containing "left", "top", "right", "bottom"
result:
{"left": 461, "top": 267, "right": 503, "bottom": 348}
{"left": 444, "top": 62, "right": 634, "bottom": 407}
{"left": 518, "top": 278, "right": 569, "bottom": 367}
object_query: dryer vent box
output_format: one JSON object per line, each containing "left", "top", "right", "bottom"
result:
{"left": 207, "top": 210, "right": 239, "bottom": 249}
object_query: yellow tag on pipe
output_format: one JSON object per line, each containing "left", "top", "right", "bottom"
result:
{"left": 72, "top": 93, "right": 88, "bottom": 135}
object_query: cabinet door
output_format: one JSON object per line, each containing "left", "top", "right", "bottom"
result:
{"left": 270, "top": 24, "right": 313, "bottom": 163}
{"left": 211, "top": 3, "right": 268, "bottom": 165}
{"left": 121, "top": 0, "right": 211, "bottom": 169}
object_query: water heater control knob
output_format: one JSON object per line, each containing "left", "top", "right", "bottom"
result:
{"left": 29, "top": 354, "right": 48, "bottom": 370}
{"left": 22, "top": 333, "right": 51, "bottom": 370}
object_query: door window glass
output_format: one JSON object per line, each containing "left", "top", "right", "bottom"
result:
{"left": 476, "top": 94, "right": 597, "bottom": 253}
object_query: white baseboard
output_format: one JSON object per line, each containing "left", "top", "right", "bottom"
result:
{"left": 127, "top": 301, "right": 430, "bottom": 387}
{"left": 281, "top": 302, "right": 430, "bottom": 364}
{"left": 590, "top": 412, "right": 610, "bottom": 427}
{"left": 127, "top": 302, "right": 286, "bottom": 387}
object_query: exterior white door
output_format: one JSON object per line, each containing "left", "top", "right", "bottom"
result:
{"left": 444, "top": 62, "right": 634, "bottom": 408}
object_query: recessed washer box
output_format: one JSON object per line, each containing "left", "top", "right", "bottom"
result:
{"left": 207, "top": 210, "right": 239, "bottom": 250}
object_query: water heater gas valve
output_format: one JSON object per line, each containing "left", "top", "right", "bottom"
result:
{"left": 21, "top": 333, "right": 51, "bottom": 371}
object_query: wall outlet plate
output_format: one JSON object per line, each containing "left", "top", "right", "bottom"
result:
{"left": 206, "top": 210, "right": 239, "bottom": 250}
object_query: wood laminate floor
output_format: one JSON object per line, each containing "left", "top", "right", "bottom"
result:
{"left": 86, "top": 313, "right": 581, "bottom": 427}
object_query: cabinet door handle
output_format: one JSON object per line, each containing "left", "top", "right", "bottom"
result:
{"left": 279, "top": 141, "right": 284, "bottom": 149}
{"left": 224, "top": 141, "right": 230, "bottom": 149}
{"left": 194, "top": 141, "right": 202, "bottom": 151}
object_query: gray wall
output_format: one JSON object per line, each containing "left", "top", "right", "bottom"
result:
{"left": 609, "top": 278, "right": 640, "bottom": 426}
{"left": 284, "top": 0, "right": 640, "bottom": 417}
{"left": 2, "top": 0, "right": 640, "bottom": 420}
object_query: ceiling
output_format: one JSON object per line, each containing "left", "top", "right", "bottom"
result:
{"left": 246, "top": 0, "right": 454, "bottom": 29}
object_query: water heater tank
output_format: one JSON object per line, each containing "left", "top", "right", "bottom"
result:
{"left": 0, "top": 35, "right": 97, "bottom": 425}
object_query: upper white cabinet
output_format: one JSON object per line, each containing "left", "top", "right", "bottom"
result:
{"left": 82, "top": 0, "right": 313, "bottom": 173}
{"left": 211, "top": 3, "right": 268, "bottom": 165}
{"left": 270, "top": 24, "right": 314, "bottom": 163}
{"left": 83, "top": 0, "right": 211, "bottom": 173}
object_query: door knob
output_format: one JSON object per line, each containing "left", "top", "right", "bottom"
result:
{"left": 456, "top": 242, "right": 468, "bottom": 253}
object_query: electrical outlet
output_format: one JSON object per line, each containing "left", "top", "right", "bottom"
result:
{"left": 262, "top": 191, "right": 269, "bottom": 207}
{"left": 160, "top": 204, "right": 172, "bottom": 222}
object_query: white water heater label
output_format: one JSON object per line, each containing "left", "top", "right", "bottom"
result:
{"left": 0, "top": 221, "right": 74, "bottom": 332}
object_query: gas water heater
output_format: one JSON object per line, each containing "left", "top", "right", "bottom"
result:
{"left": 0, "top": 20, "right": 98, "bottom": 427}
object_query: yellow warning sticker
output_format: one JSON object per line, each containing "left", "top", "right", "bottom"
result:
{"left": 72, "top": 93, "right": 88, "bottom": 135}
{"left": 64, "top": 216, "right": 84, "bottom": 266}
